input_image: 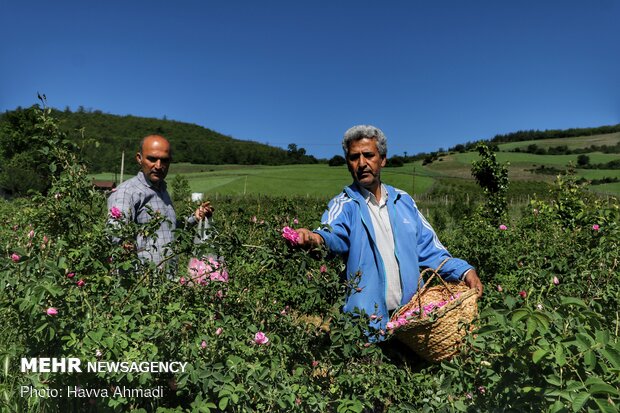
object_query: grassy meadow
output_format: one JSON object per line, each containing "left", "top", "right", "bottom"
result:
{"left": 91, "top": 132, "right": 620, "bottom": 198}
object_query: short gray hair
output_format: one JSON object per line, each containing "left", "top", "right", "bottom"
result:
{"left": 342, "top": 125, "right": 388, "bottom": 157}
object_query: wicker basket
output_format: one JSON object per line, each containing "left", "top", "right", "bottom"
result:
{"left": 389, "top": 261, "right": 478, "bottom": 363}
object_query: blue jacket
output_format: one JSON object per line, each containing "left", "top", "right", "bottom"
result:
{"left": 314, "top": 183, "right": 473, "bottom": 336}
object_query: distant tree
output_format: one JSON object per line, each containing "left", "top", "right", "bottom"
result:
{"left": 386, "top": 155, "right": 404, "bottom": 167}
{"left": 328, "top": 155, "right": 346, "bottom": 166}
{"left": 577, "top": 154, "right": 590, "bottom": 167}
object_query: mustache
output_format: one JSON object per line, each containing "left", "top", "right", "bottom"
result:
{"left": 356, "top": 168, "right": 376, "bottom": 176}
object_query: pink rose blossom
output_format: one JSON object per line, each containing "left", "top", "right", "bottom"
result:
{"left": 76, "top": 279, "right": 85, "bottom": 287}
{"left": 519, "top": 291, "right": 527, "bottom": 298}
{"left": 293, "top": 218, "right": 299, "bottom": 224}
{"left": 46, "top": 307, "right": 58, "bottom": 316}
{"left": 215, "top": 290, "right": 224, "bottom": 299}
{"left": 201, "top": 340, "right": 207, "bottom": 349}
{"left": 179, "top": 277, "right": 187, "bottom": 285}
{"left": 28, "top": 230, "right": 35, "bottom": 238}
{"left": 109, "top": 207, "right": 122, "bottom": 219}
{"left": 208, "top": 256, "right": 220, "bottom": 269}
{"left": 312, "top": 360, "right": 319, "bottom": 367}
{"left": 215, "top": 327, "right": 223, "bottom": 336}
{"left": 386, "top": 321, "right": 396, "bottom": 330}
{"left": 553, "top": 276, "right": 559, "bottom": 285}
{"left": 592, "top": 224, "right": 600, "bottom": 231}
{"left": 496, "top": 285, "right": 503, "bottom": 292}
{"left": 320, "top": 265, "right": 327, "bottom": 274}
{"left": 281, "top": 226, "right": 299, "bottom": 245}
{"left": 11, "top": 253, "right": 20, "bottom": 262}
{"left": 67, "top": 272, "right": 76, "bottom": 279}
{"left": 254, "top": 331, "right": 269, "bottom": 345}
{"left": 499, "top": 224, "right": 508, "bottom": 231}
{"left": 251, "top": 215, "right": 257, "bottom": 223}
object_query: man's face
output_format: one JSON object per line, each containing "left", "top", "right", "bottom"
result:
{"left": 136, "top": 136, "right": 171, "bottom": 186}
{"left": 346, "top": 138, "right": 386, "bottom": 192}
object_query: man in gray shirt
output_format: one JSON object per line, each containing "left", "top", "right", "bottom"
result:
{"left": 107, "top": 135, "right": 212, "bottom": 266}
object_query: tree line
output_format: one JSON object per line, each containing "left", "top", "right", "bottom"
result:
{"left": 0, "top": 105, "right": 319, "bottom": 175}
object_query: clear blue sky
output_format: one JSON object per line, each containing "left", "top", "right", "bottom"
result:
{"left": 1, "top": 0, "right": 618, "bottom": 159}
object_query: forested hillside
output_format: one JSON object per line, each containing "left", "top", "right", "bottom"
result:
{"left": 0, "top": 105, "right": 318, "bottom": 174}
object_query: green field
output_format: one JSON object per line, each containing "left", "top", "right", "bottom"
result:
{"left": 497, "top": 132, "right": 620, "bottom": 151}
{"left": 94, "top": 164, "right": 436, "bottom": 198}
{"left": 92, "top": 133, "right": 620, "bottom": 197}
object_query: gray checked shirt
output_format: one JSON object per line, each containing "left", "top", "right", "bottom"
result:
{"left": 107, "top": 172, "right": 192, "bottom": 266}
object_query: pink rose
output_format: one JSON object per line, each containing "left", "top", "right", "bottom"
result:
{"left": 109, "top": 207, "right": 122, "bottom": 219}
{"left": 499, "top": 224, "right": 508, "bottom": 231}
{"left": 496, "top": 285, "right": 503, "bottom": 292}
{"left": 281, "top": 226, "right": 299, "bottom": 245}
{"left": 76, "top": 279, "right": 85, "bottom": 287}
{"left": 28, "top": 230, "right": 35, "bottom": 239}
{"left": 386, "top": 321, "right": 396, "bottom": 330}
{"left": 67, "top": 272, "right": 76, "bottom": 279}
{"left": 592, "top": 224, "right": 600, "bottom": 231}
{"left": 201, "top": 340, "right": 207, "bottom": 349}
{"left": 519, "top": 291, "right": 527, "bottom": 298}
{"left": 11, "top": 253, "right": 20, "bottom": 263}
{"left": 188, "top": 257, "right": 207, "bottom": 277}
{"left": 253, "top": 331, "right": 269, "bottom": 345}
{"left": 251, "top": 215, "right": 257, "bottom": 223}
{"left": 553, "top": 276, "right": 559, "bottom": 285}
{"left": 46, "top": 307, "right": 58, "bottom": 316}
{"left": 215, "top": 327, "right": 223, "bottom": 336}
{"left": 311, "top": 360, "right": 319, "bottom": 367}
{"left": 293, "top": 218, "right": 299, "bottom": 224}
{"left": 320, "top": 265, "right": 327, "bottom": 274}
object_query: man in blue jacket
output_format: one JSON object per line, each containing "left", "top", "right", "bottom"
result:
{"left": 295, "top": 125, "right": 483, "bottom": 338}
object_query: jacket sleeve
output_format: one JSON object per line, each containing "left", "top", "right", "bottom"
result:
{"left": 411, "top": 198, "right": 473, "bottom": 282}
{"left": 314, "top": 195, "right": 352, "bottom": 256}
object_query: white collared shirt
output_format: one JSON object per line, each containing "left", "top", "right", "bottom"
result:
{"left": 359, "top": 184, "right": 402, "bottom": 310}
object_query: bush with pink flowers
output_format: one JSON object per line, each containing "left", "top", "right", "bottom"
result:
{"left": 0, "top": 108, "right": 618, "bottom": 412}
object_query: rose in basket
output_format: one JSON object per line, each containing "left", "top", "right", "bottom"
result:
{"left": 182, "top": 255, "right": 229, "bottom": 286}
{"left": 386, "top": 292, "right": 462, "bottom": 332}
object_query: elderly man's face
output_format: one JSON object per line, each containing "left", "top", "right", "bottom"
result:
{"left": 346, "top": 138, "right": 386, "bottom": 192}
{"left": 137, "top": 136, "right": 171, "bottom": 186}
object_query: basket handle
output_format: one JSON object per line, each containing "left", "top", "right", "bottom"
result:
{"left": 413, "top": 257, "right": 458, "bottom": 317}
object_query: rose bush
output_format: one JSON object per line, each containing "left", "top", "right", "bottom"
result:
{"left": 0, "top": 107, "right": 618, "bottom": 412}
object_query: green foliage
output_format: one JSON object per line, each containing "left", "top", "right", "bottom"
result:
{"left": 328, "top": 155, "right": 346, "bottom": 167}
{"left": 171, "top": 174, "right": 192, "bottom": 214}
{"left": 471, "top": 143, "right": 510, "bottom": 224}
{"left": 0, "top": 106, "right": 320, "bottom": 173}
{"left": 0, "top": 104, "right": 78, "bottom": 196}
{"left": 1, "top": 110, "right": 619, "bottom": 412}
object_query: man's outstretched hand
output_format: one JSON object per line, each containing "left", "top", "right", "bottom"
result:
{"left": 295, "top": 228, "right": 324, "bottom": 248}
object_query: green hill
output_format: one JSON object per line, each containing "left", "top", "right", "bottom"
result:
{"left": 0, "top": 105, "right": 318, "bottom": 173}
